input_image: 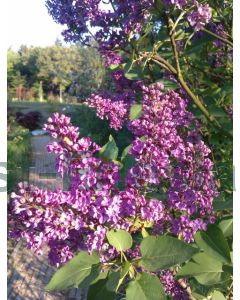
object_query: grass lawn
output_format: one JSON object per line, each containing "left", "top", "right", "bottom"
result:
{"left": 7, "top": 118, "right": 31, "bottom": 194}
{"left": 8, "top": 100, "right": 133, "bottom": 152}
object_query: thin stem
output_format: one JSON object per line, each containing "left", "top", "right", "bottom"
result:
{"left": 202, "top": 28, "right": 233, "bottom": 47}
{"left": 167, "top": 16, "right": 181, "bottom": 77}
{"left": 151, "top": 58, "right": 173, "bottom": 74}
{"left": 165, "top": 15, "right": 221, "bottom": 126}
{"left": 178, "top": 279, "right": 197, "bottom": 300}
{"left": 153, "top": 54, "right": 177, "bottom": 74}
{"left": 170, "top": 11, "right": 186, "bottom": 35}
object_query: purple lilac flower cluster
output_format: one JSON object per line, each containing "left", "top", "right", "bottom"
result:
{"left": 163, "top": 0, "right": 188, "bottom": 9}
{"left": 160, "top": 270, "right": 189, "bottom": 299}
{"left": 46, "top": 0, "right": 213, "bottom": 64}
{"left": 8, "top": 84, "right": 218, "bottom": 297}
{"left": 87, "top": 92, "right": 131, "bottom": 130}
{"left": 187, "top": 1, "right": 212, "bottom": 31}
{"left": 46, "top": 0, "right": 153, "bottom": 59}
{"left": 9, "top": 82, "right": 218, "bottom": 257}
{"left": 88, "top": 70, "right": 143, "bottom": 130}
{"left": 210, "top": 23, "right": 233, "bottom": 68}
{"left": 8, "top": 113, "right": 169, "bottom": 266}
{"left": 127, "top": 83, "right": 217, "bottom": 241}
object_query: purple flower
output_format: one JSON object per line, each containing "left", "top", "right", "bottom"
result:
{"left": 187, "top": 1, "right": 212, "bottom": 31}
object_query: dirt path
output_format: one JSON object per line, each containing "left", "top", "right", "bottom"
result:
{"left": 8, "top": 135, "right": 86, "bottom": 300}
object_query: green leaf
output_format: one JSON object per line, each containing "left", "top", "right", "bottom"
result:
{"left": 130, "top": 104, "right": 142, "bottom": 121}
{"left": 109, "top": 64, "right": 123, "bottom": 71}
{"left": 107, "top": 229, "right": 133, "bottom": 251}
{"left": 118, "top": 145, "right": 135, "bottom": 190}
{"left": 139, "top": 235, "right": 198, "bottom": 271}
{"left": 194, "top": 225, "right": 231, "bottom": 264}
{"left": 106, "top": 262, "right": 130, "bottom": 292}
{"left": 121, "top": 145, "right": 132, "bottom": 161}
{"left": 177, "top": 252, "right": 222, "bottom": 277}
{"left": 99, "top": 135, "right": 119, "bottom": 161}
{"left": 106, "top": 271, "right": 121, "bottom": 292}
{"left": 126, "top": 273, "right": 166, "bottom": 300}
{"left": 213, "top": 198, "right": 233, "bottom": 211}
{"left": 91, "top": 271, "right": 109, "bottom": 285}
{"left": 87, "top": 278, "right": 116, "bottom": 300}
{"left": 211, "top": 291, "right": 226, "bottom": 300}
{"left": 218, "top": 216, "right": 233, "bottom": 238}
{"left": 45, "top": 251, "right": 100, "bottom": 291}
{"left": 157, "top": 79, "right": 178, "bottom": 90}
{"left": 190, "top": 279, "right": 213, "bottom": 300}
{"left": 195, "top": 272, "right": 231, "bottom": 286}
{"left": 123, "top": 61, "right": 144, "bottom": 80}
{"left": 177, "top": 253, "right": 229, "bottom": 286}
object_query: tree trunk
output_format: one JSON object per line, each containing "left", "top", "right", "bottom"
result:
{"left": 59, "top": 85, "right": 63, "bottom": 103}
{"left": 39, "top": 81, "right": 43, "bottom": 102}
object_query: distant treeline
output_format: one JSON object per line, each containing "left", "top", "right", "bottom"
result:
{"left": 7, "top": 41, "right": 110, "bottom": 103}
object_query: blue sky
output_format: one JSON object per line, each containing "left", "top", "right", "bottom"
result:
{"left": 7, "top": 0, "right": 67, "bottom": 50}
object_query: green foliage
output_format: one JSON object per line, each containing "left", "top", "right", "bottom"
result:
{"left": 177, "top": 253, "right": 223, "bottom": 283}
{"left": 7, "top": 117, "right": 31, "bottom": 193}
{"left": 106, "top": 229, "right": 133, "bottom": 252}
{"left": 106, "top": 271, "right": 122, "bottom": 292}
{"left": 177, "top": 252, "right": 231, "bottom": 287}
{"left": 194, "top": 225, "right": 231, "bottom": 264}
{"left": 211, "top": 290, "right": 226, "bottom": 300}
{"left": 218, "top": 216, "right": 233, "bottom": 238}
{"left": 126, "top": 273, "right": 166, "bottom": 300}
{"left": 156, "top": 79, "right": 178, "bottom": 90}
{"left": 123, "top": 61, "right": 144, "bottom": 80}
{"left": 45, "top": 251, "right": 100, "bottom": 291}
{"left": 129, "top": 104, "right": 143, "bottom": 121}
{"left": 7, "top": 44, "right": 108, "bottom": 102}
{"left": 99, "top": 135, "right": 119, "bottom": 162}
{"left": 12, "top": 0, "right": 233, "bottom": 297}
{"left": 139, "top": 235, "right": 199, "bottom": 271}
{"left": 118, "top": 145, "right": 135, "bottom": 189}
{"left": 87, "top": 278, "right": 116, "bottom": 300}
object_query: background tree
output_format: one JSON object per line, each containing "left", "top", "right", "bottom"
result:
{"left": 7, "top": 44, "right": 109, "bottom": 102}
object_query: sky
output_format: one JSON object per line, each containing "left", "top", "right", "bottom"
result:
{"left": 7, "top": 0, "right": 67, "bottom": 50}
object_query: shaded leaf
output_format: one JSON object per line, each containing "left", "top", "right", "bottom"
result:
{"left": 194, "top": 225, "right": 231, "bottom": 264}
{"left": 87, "top": 278, "right": 115, "bottom": 300}
{"left": 126, "top": 273, "right": 166, "bottom": 300}
{"left": 106, "top": 271, "right": 121, "bottom": 292}
{"left": 99, "top": 135, "right": 118, "bottom": 161}
{"left": 213, "top": 198, "right": 233, "bottom": 211}
{"left": 124, "top": 61, "right": 144, "bottom": 80}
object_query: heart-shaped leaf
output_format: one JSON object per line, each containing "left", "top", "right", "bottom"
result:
{"left": 107, "top": 229, "right": 133, "bottom": 251}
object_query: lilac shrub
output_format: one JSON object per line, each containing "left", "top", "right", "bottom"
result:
{"left": 8, "top": 0, "right": 233, "bottom": 298}
{"left": 9, "top": 83, "right": 217, "bottom": 274}
{"left": 46, "top": 0, "right": 213, "bottom": 62}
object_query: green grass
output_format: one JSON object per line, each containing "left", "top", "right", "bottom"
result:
{"left": 7, "top": 118, "right": 31, "bottom": 193}
{"left": 8, "top": 101, "right": 133, "bottom": 152}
